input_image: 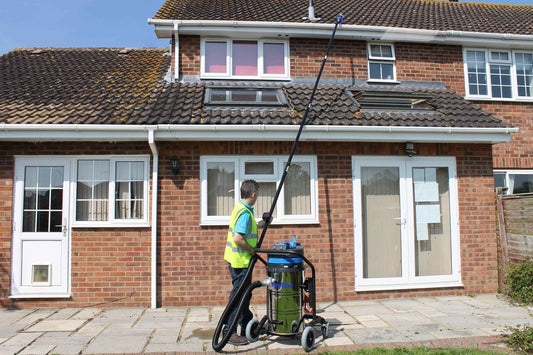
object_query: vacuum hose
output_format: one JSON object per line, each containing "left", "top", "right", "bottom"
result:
{"left": 211, "top": 278, "right": 268, "bottom": 351}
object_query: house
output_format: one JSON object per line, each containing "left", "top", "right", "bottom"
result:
{"left": 0, "top": 0, "right": 531, "bottom": 308}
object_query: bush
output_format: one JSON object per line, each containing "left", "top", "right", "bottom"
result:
{"left": 506, "top": 325, "right": 533, "bottom": 354}
{"left": 504, "top": 259, "right": 533, "bottom": 305}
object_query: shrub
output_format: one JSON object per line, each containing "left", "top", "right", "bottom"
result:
{"left": 504, "top": 259, "right": 533, "bottom": 305}
{"left": 506, "top": 325, "right": 533, "bottom": 354}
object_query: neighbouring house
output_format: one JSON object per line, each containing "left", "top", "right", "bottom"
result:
{"left": 0, "top": 0, "right": 532, "bottom": 308}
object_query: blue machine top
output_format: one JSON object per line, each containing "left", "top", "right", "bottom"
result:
{"left": 267, "top": 236, "right": 304, "bottom": 265}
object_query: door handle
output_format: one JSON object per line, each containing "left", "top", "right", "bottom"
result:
{"left": 55, "top": 225, "right": 67, "bottom": 237}
{"left": 393, "top": 217, "right": 406, "bottom": 225}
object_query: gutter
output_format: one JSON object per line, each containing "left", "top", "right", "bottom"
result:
{"left": 148, "top": 19, "right": 533, "bottom": 49}
{"left": 147, "top": 129, "right": 158, "bottom": 309}
{"left": 0, "top": 124, "right": 518, "bottom": 144}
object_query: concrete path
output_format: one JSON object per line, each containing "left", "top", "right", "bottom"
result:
{"left": 0, "top": 294, "right": 531, "bottom": 354}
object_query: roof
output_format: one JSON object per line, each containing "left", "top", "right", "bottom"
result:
{"left": 153, "top": 0, "right": 533, "bottom": 36}
{"left": 0, "top": 48, "right": 508, "bottom": 129}
{"left": 0, "top": 48, "right": 170, "bottom": 125}
{"left": 0, "top": 48, "right": 511, "bottom": 142}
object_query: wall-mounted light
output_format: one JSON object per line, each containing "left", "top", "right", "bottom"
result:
{"left": 405, "top": 143, "right": 416, "bottom": 157}
{"left": 170, "top": 156, "right": 179, "bottom": 175}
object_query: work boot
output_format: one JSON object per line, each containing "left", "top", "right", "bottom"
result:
{"left": 228, "top": 334, "right": 248, "bottom": 345}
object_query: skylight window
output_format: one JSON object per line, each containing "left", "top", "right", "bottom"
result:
{"left": 205, "top": 87, "right": 287, "bottom": 106}
{"left": 348, "top": 90, "right": 434, "bottom": 110}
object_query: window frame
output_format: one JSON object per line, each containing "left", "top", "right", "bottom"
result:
{"left": 200, "top": 155, "right": 318, "bottom": 225}
{"left": 71, "top": 155, "right": 150, "bottom": 227}
{"left": 494, "top": 169, "right": 533, "bottom": 195}
{"left": 200, "top": 38, "right": 290, "bottom": 80}
{"left": 463, "top": 48, "right": 533, "bottom": 102}
{"left": 367, "top": 43, "right": 397, "bottom": 83}
{"left": 204, "top": 87, "right": 288, "bottom": 106}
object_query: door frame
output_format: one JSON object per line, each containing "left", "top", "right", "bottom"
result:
{"left": 352, "top": 155, "right": 462, "bottom": 292}
{"left": 11, "top": 156, "right": 72, "bottom": 298}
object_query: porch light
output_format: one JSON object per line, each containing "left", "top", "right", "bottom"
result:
{"left": 405, "top": 143, "right": 416, "bottom": 157}
{"left": 170, "top": 156, "right": 179, "bottom": 175}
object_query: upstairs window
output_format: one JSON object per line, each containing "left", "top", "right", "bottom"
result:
{"left": 367, "top": 43, "right": 396, "bottom": 82}
{"left": 205, "top": 87, "right": 287, "bottom": 106}
{"left": 201, "top": 39, "right": 289, "bottom": 79}
{"left": 464, "top": 48, "right": 533, "bottom": 101}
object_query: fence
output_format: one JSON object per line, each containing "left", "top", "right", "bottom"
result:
{"left": 496, "top": 193, "right": 533, "bottom": 287}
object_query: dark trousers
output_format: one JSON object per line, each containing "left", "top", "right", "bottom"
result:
{"left": 224, "top": 264, "right": 253, "bottom": 336}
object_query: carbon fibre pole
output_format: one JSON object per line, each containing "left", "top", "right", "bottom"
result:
{"left": 212, "top": 14, "right": 344, "bottom": 352}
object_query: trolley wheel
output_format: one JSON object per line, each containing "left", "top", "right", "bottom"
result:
{"left": 301, "top": 326, "right": 315, "bottom": 352}
{"left": 321, "top": 323, "right": 329, "bottom": 339}
{"left": 245, "top": 319, "right": 260, "bottom": 342}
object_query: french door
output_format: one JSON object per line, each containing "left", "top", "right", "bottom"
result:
{"left": 12, "top": 158, "right": 71, "bottom": 297}
{"left": 352, "top": 156, "right": 462, "bottom": 291}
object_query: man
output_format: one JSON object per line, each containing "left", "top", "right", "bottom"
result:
{"left": 223, "top": 179, "right": 268, "bottom": 345}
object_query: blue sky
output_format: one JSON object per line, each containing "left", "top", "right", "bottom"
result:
{"left": 1, "top": 0, "right": 531, "bottom": 55}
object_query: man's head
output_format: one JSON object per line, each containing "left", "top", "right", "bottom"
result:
{"left": 241, "top": 179, "right": 259, "bottom": 205}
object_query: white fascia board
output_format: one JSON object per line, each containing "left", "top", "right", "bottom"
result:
{"left": 148, "top": 19, "right": 533, "bottom": 49}
{"left": 0, "top": 124, "right": 516, "bottom": 144}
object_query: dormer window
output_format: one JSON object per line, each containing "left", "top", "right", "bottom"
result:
{"left": 348, "top": 90, "right": 433, "bottom": 110}
{"left": 367, "top": 43, "right": 396, "bottom": 82}
{"left": 205, "top": 87, "right": 287, "bottom": 106}
{"left": 201, "top": 39, "right": 289, "bottom": 79}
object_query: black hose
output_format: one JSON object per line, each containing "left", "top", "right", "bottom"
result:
{"left": 212, "top": 15, "right": 344, "bottom": 352}
{"left": 211, "top": 280, "right": 264, "bottom": 351}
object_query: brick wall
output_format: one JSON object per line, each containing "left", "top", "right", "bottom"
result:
{"left": 476, "top": 102, "right": 533, "bottom": 170}
{"left": 0, "top": 142, "right": 152, "bottom": 308}
{"left": 0, "top": 140, "right": 498, "bottom": 307}
{"left": 157, "top": 141, "right": 498, "bottom": 306}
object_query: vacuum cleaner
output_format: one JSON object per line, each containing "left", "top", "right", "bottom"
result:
{"left": 244, "top": 237, "right": 329, "bottom": 352}
{"left": 212, "top": 14, "right": 344, "bottom": 352}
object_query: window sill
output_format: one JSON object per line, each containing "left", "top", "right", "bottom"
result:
{"left": 354, "top": 280, "right": 463, "bottom": 292}
{"left": 465, "top": 96, "right": 533, "bottom": 103}
{"left": 71, "top": 222, "right": 150, "bottom": 228}
{"left": 9, "top": 293, "right": 71, "bottom": 299}
{"left": 366, "top": 79, "right": 400, "bottom": 85}
{"left": 200, "top": 219, "right": 320, "bottom": 227}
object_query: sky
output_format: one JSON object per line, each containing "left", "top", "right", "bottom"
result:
{"left": 1, "top": 0, "right": 532, "bottom": 56}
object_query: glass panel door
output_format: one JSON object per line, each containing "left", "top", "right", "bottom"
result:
{"left": 353, "top": 156, "right": 461, "bottom": 291}
{"left": 361, "top": 167, "right": 401, "bottom": 278}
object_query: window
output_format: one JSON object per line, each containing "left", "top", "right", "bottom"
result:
{"left": 464, "top": 48, "right": 533, "bottom": 100}
{"left": 200, "top": 156, "right": 318, "bottom": 225}
{"left": 367, "top": 43, "right": 396, "bottom": 82}
{"left": 494, "top": 170, "right": 533, "bottom": 195}
{"left": 201, "top": 39, "right": 289, "bottom": 79}
{"left": 75, "top": 157, "right": 149, "bottom": 225}
{"left": 205, "top": 87, "right": 287, "bottom": 106}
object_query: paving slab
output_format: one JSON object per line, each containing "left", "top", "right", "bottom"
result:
{"left": 24, "top": 319, "right": 86, "bottom": 332}
{"left": 84, "top": 334, "right": 150, "bottom": 354}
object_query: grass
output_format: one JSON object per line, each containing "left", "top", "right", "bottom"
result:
{"left": 315, "top": 348, "right": 503, "bottom": 355}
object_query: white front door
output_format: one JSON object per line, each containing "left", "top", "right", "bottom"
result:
{"left": 352, "top": 156, "right": 462, "bottom": 292}
{"left": 12, "top": 158, "right": 70, "bottom": 297}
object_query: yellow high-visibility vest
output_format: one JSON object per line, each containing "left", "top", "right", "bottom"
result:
{"left": 224, "top": 202, "right": 258, "bottom": 268}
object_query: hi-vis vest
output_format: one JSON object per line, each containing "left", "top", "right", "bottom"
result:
{"left": 224, "top": 202, "right": 258, "bottom": 268}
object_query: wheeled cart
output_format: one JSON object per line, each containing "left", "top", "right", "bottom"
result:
{"left": 245, "top": 237, "right": 329, "bottom": 352}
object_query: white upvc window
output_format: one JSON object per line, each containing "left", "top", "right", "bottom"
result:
{"left": 72, "top": 156, "right": 150, "bottom": 227}
{"left": 200, "top": 155, "right": 318, "bottom": 225}
{"left": 464, "top": 48, "right": 533, "bottom": 101}
{"left": 200, "top": 39, "right": 289, "bottom": 79}
{"left": 367, "top": 43, "right": 396, "bottom": 82}
{"left": 494, "top": 170, "right": 533, "bottom": 195}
